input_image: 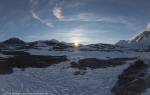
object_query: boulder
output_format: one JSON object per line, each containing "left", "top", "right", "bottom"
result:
{"left": 127, "top": 79, "right": 148, "bottom": 92}
{"left": 132, "top": 60, "right": 146, "bottom": 67}
{"left": 74, "top": 71, "right": 81, "bottom": 75}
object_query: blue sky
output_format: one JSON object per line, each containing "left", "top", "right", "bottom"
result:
{"left": 0, "top": 0, "right": 150, "bottom": 44}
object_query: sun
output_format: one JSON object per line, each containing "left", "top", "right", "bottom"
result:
{"left": 74, "top": 42, "right": 79, "bottom": 47}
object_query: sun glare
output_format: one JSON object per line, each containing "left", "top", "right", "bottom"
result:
{"left": 74, "top": 42, "right": 79, "bottom": 47}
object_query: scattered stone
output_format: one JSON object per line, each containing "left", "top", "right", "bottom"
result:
{"left": 73, "top": 71, "right": 87, "bottom": 75}
{"left": 74, "top": 71, "right": 81, "bottom": 75}
{"left": 82, "top": 67, "right": 87, "bottom": 70}
{"left": 80, "top": 71, "right": 87, "bottom": 76}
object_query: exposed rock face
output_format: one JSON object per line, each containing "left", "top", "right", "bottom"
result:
{"left": 3, "top": 38, "right": 25, "bottom": 44}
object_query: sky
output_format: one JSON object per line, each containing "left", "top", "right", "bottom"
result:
{"left": 0, "top": 0, "right": 150, "bottom": 45}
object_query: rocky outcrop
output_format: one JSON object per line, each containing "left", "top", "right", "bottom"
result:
{"left": 71, "top": 58, "right": 135, "bottom": 76}
{"left": 71, "top": 58, "right": 134, "bottom": 69}
{"left": 111, "top": 60, "right": 148, "bottom": 95}
{"left": 132, "top": 60, "right": 146, "bottom": 67}
{"left": 0, "top": 51, "right": 68, "bottom": 74}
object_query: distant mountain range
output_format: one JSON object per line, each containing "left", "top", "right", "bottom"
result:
{"left": 1, "top": 30, "right": 150, "bottom": 51}
{"left": 0, "top": 37, "right": 126, "bottom": 51}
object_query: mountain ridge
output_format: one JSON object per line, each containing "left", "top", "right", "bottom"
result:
{"left": 130, "top": 30, "right": 150, "bottom": 42}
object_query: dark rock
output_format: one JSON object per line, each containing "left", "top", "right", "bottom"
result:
{"left": 128, "top": 79, "right": 148, "bottom": 92}
{"left": 112, "top": 61, "right": 148, "bottom": 95}
{"left": 70, "top": 62, "right": 82, "bottom": 69}
{"left": 74, "top": 71, "right": 81, "bottom": 75}
{"left": 80, "top": 71, "right": 87, "bottom": 75}
{"left": 82, "top": 67, "right": 87, "bottom": 70}
{"left": 133, "top": 73, "right": 145, "bottom": 79}
{"left": 0, "top": 51, "right": 68, "bottom": 75}
{"left": 71, "top": 58, "right": 134, "bottom": 69}
{"left": 132, "top": 60, "right": 146, "bottom": 67}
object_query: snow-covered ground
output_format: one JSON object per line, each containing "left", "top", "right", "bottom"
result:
{"left": 0, "top": 48, "right": 150, "bottom": 95}
{"left": 0, "top": 61, "right": 131, "bottom": 95}
{"left": 26, "top": 49, "right": 150, "bottom": 60}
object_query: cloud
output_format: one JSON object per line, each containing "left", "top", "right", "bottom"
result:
{"left": 29, "top": 0, "right": 38, "bottom": 8}
{"left": 60, "top": 13, "right": 94, "bottom": 21}
{"left": 56, "top": 28, "right": 87, "bottom": 43}
{"left": 27, "top": 36, "right": 37, "bottom": 38}
{"left": 25, "top": 26, "right": 110, "bottom": 44}
{"left": 60, "top": 13, "right": 136, "bottom": 27}
{"left": 146, "top": 23, "right": 150, "bottom": 31}
{"left": 53, "top": 5, "right": 64, "bottom": 20}
{"left": 49, "top": 0, "right": 58, "bottom": 5}
{"left": 30, "top": 10, "right": 53, "bottom": 27}
{"left": 0, "top": 31, "right": 6, "bottom": 40}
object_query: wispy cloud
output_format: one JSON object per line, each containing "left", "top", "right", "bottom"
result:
{"left": 29, "top": 0, "right": 38, "bottom": 8}
{"left": 30, "top": 26, "right": 108, "bottom": 44}
{"left": 27, "top": 35, "right": 37, "bottom": 38}
{"left": 25, "top": 25, "right": 117, "bottom": 44}
{"left": 30, "top": 10, "right": 53, "bottom": 27}
{"left": 53, "top": 5, "right": 64, "bottom": 20}
{"left": 61, "top": 13, "right": 136, "bottom": 28}
{"left": 0, "top": 31, "right": 6, "bottom": 40}
{"left": 49, "top": 0, "right": 58, "bottom": 5}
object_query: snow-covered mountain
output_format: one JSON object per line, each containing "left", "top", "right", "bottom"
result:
{"left": 0, "top": 38, "right": 80, "bottom": 51}
{"left": 129, "top": 23, "right": 150, "bottom": 43}
{"left": 116, "top": 24, "right": 150, "bottom": 49}
{"left": 115, "top": 40, "right": 129, "bottom": 45}
{"left": 130, "top": 30, "right": 150, "bottom": 42}
{"left": 117, "top": 32, "right": 150, "bottom": 49}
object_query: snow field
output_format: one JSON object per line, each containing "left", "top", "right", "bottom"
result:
{"left": 0, "top": 61, "right": 130, "bottom": 95}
